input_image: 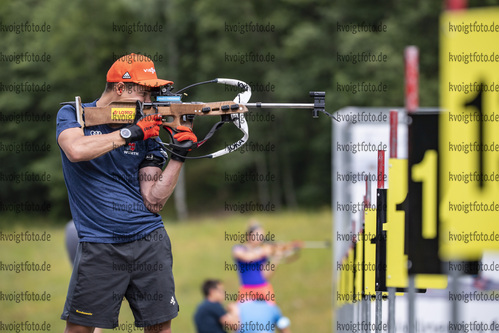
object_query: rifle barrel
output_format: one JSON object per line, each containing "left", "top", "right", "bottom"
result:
{"left": 303, "top": 241, "right": 331, "bottom": 249}
{"left": 243, "top": 103, "right": 315, "bottom": 109}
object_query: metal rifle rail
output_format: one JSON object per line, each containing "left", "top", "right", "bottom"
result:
{"left": 243, "top": 102, "right": 337, "bottom": 121}
{"left": 244, "top": 103, "right": 314, "bottom": 108}
{"left": 211, "top": 78, "right": 334, "bottom": 120}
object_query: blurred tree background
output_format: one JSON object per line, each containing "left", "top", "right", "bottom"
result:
{"left": 1, "top": 0, "right": 491, "bottom": 223}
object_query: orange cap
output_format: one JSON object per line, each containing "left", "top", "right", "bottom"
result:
{"left": 106, "top": 53, "right": 173, "bottom": 87}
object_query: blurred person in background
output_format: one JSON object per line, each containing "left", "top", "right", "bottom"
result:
{"left": 64, "top": 220, "right": 103, "bottom": 333}
{"left": 231, "top": 221, "right": 303, "bottom": 304}
{"left": 237, "top": 299, "right": 291, "bottom": 333}
{"left": 193, "top": 279, "right": 239, "bottom": 333}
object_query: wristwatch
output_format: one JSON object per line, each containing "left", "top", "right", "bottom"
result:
{"left": 120, "top": 128, "right": 132, "bottom": 143}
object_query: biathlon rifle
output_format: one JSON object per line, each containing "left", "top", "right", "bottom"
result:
{"left": 68, "top": 78, "right": 335, "bottom": 159}
{"left": 265, "top": 239, "right": 331, "bottom": 263}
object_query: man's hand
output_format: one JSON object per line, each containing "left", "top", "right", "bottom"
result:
{"left": 137, "top": 114, "right": 162, "bottom": 139}
{"left": 123, "top": 114, "right": 162, "bottom": 143}
{"left": 164, "top": 125, "right": 197, "bottom": 162}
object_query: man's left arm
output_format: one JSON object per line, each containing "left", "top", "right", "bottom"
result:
{"left": 139, "top": 160, "right": 184, "bottom": 214}
{"left": 139, "top": 126, "right": 197, "bottom": 213}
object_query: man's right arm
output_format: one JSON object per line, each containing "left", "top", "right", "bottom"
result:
{"left": 58, "top": 127, "right": 126, "bottom": 162}
{"left": 57, "top": 114, "right": 162, "bottom": 162}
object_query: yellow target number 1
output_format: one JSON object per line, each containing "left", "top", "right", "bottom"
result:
{"left": 440, "top": 8, "right": 499, "bottom": 260}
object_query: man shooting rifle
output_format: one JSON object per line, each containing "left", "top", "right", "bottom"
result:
{"left": 57, "top": 53, "right": 194, "bottom": 332}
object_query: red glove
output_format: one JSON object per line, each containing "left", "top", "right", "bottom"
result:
{"left": 171, "top": 125, "right": 197, "bottom": 143}
{"left": 136, "top": 114, "right": 162, "bottom": 140}
{"left": 164, "top": 125, "right": 198, "bottom": 162}
{"left": 121, "top": 114, "right": 162, "bottom": 143}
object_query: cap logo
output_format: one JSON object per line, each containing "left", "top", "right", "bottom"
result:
{"left": 122, "top": 72, "right": 131, "bottom": 79}
{"left": 143, "top": 67, "right": 156, "bottom": 74}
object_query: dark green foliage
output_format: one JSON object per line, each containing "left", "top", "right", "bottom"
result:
{"left": 1, "top": 0, "right": 487, "bottom": 222}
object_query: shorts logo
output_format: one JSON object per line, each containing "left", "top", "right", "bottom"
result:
{"left": 170, "top": 296, "right": 176, "bottom": 305}
{"left": 76, "top": 309, "right": 93, "bottom": 316}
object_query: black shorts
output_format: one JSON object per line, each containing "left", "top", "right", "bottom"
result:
{"left": 61, "top": 227, "right": 179, "bottom": 328}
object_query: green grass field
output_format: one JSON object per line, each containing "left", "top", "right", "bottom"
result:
{"left": 0, "top": 210, "right": 332, "bottom": 332}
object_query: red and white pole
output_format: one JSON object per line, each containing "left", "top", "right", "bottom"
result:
{"left": 405, "top": 46, "right": 419, "bottom": 113}
{"left": 377, "top": 150, "right": 385, "bottom": 189}
{"left": 445, "top": 0, "right": 467, "bottom": 10}
{"left": 389, "top": 111, "right": 398, "bottom": 159}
